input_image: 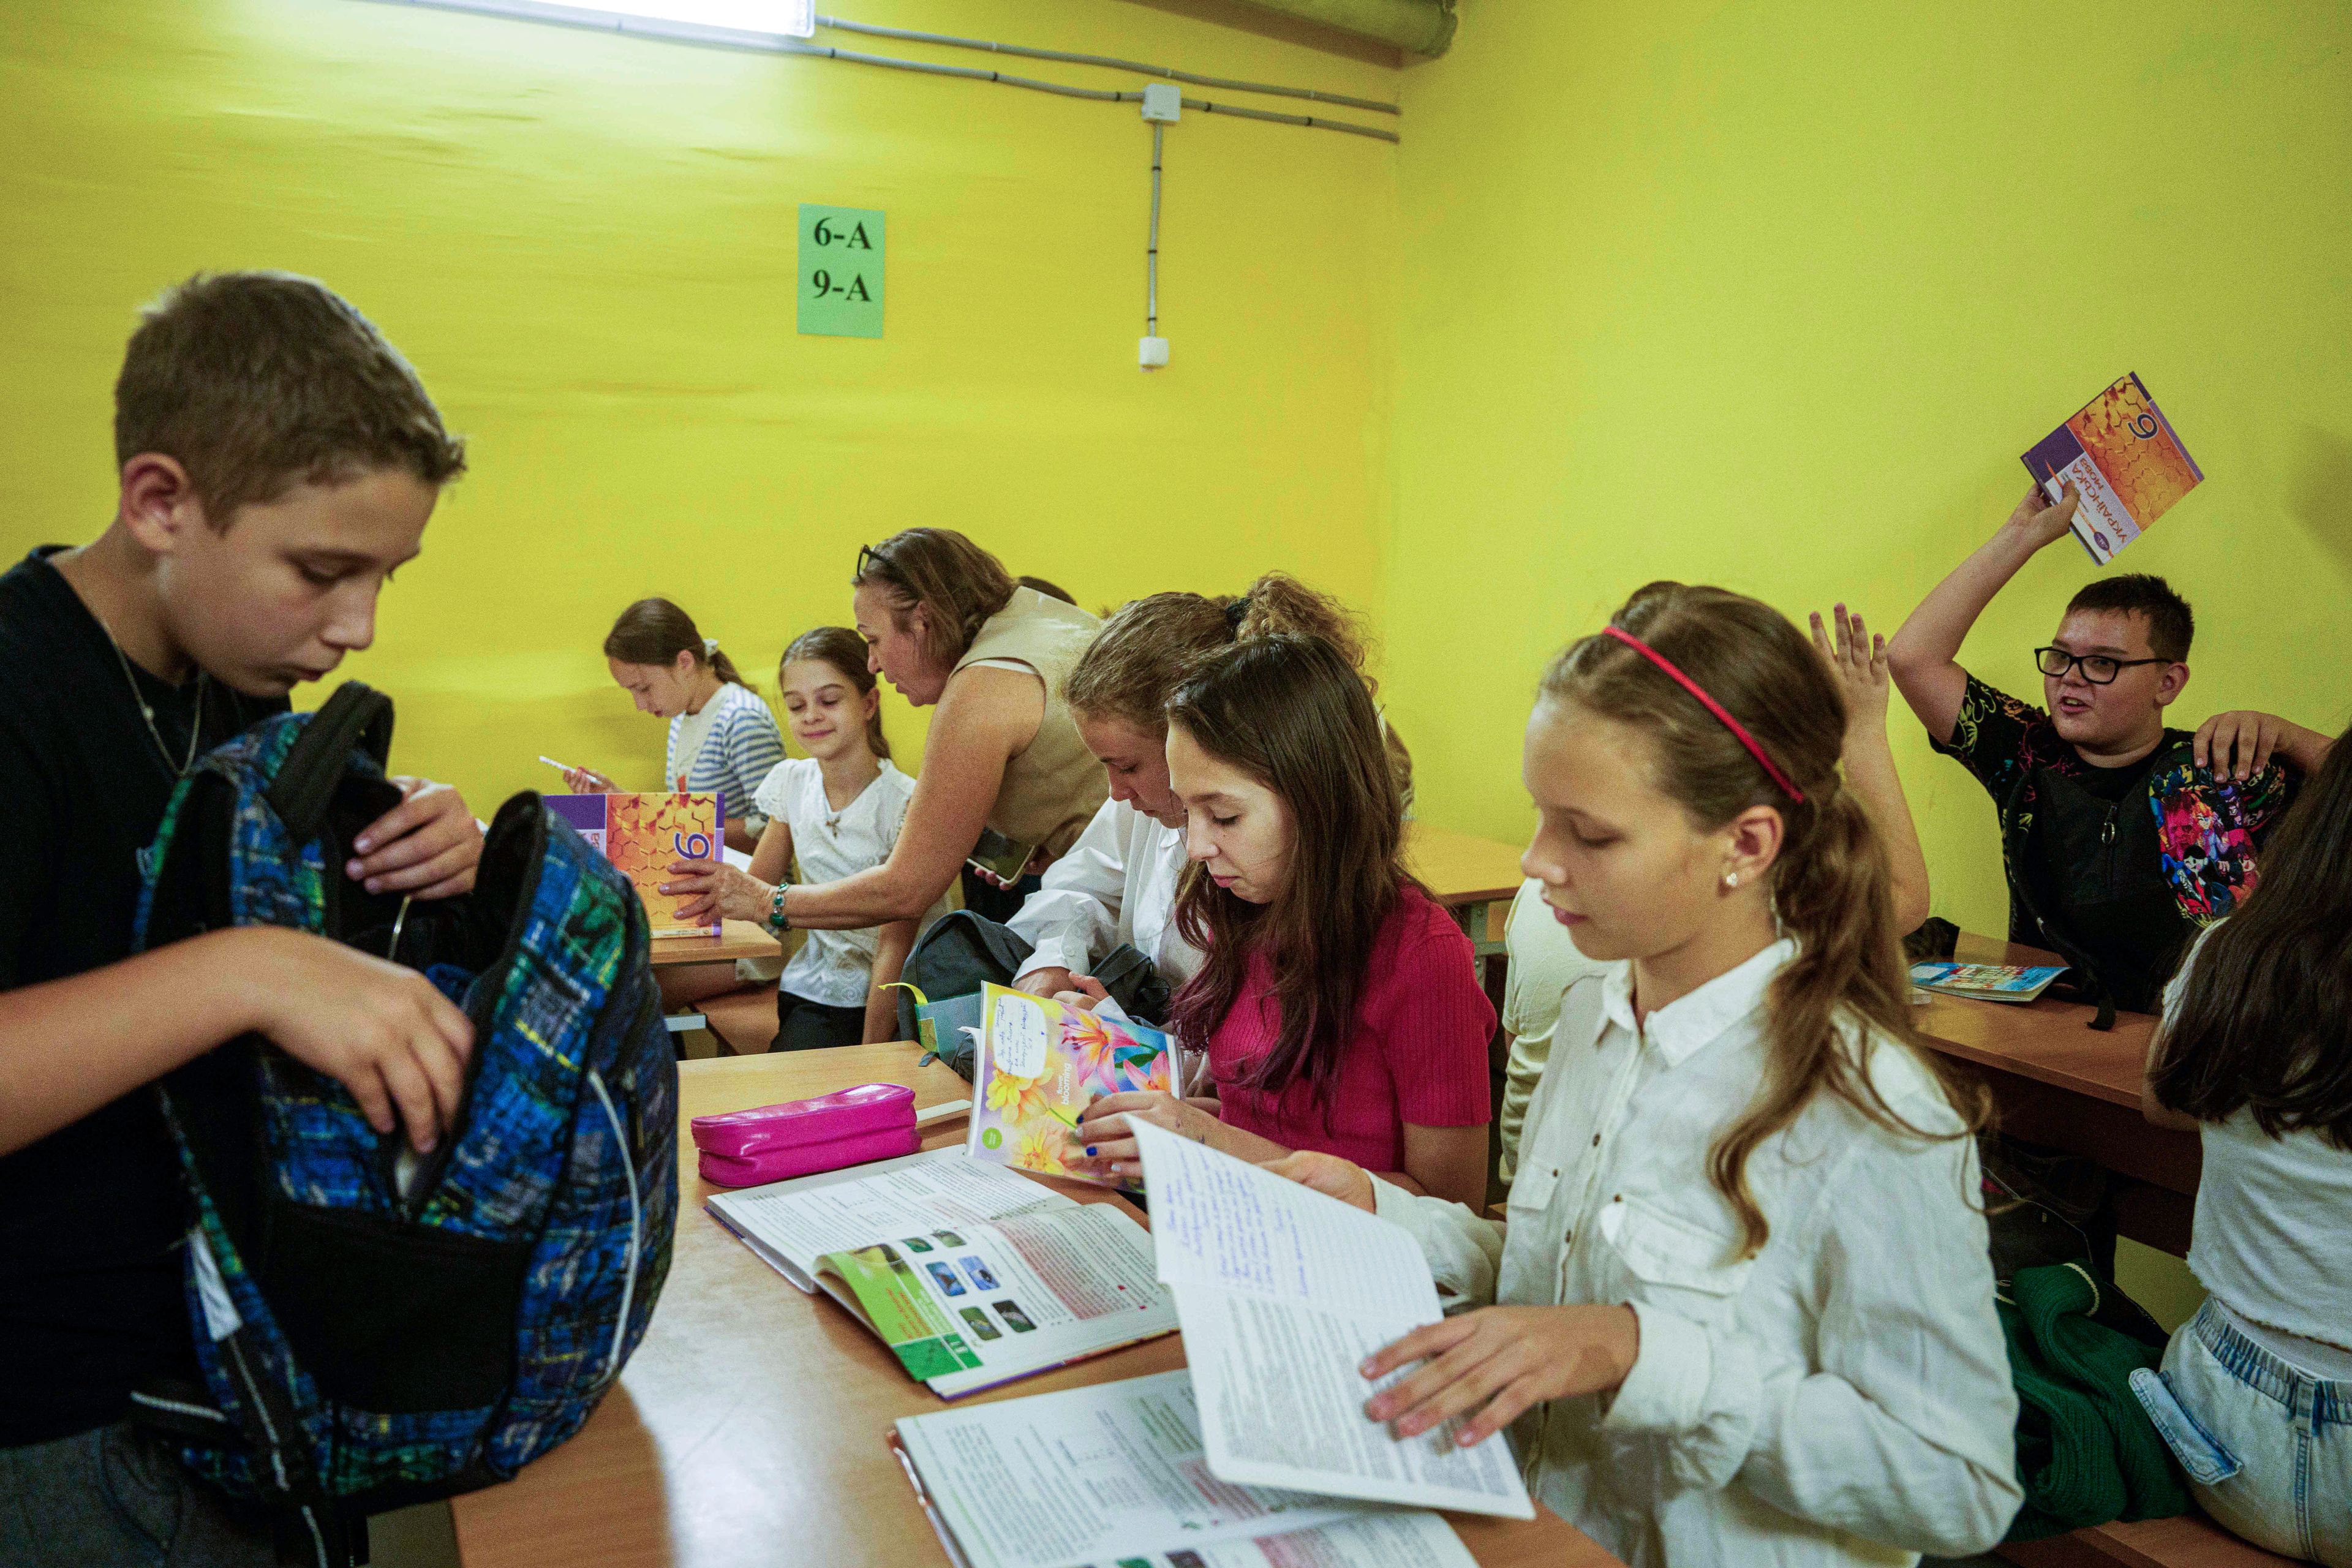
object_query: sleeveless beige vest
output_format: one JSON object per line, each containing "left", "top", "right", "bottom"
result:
{"left": 952, "top": 587, "right": 1108, "bottom": 863}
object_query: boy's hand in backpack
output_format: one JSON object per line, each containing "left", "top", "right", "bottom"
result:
{"left": 239, "top": 927, "right": 475, "bottom": 1152}
{"left": 348, "top": 777, "right": 483, "bottom": 899}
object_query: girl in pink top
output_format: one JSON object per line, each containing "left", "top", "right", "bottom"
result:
{"left": 1067, "top": 634, "right": 1493, "bottom": 1207}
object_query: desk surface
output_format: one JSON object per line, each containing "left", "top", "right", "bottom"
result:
{"left": 1406, "top": 822, "right": 1526, "bottom": 908}
{"left": 1913, "top": 935, "right": 2154, "bottom": 1112}
{"left": 450, "top": 1044, "right": 1616, "bottom": 1568}
{"left": 644, "top": 830, "right": 1524, "bottom": 970}
{"left": 647, "top": 919, "right": 777, "bottom": 970}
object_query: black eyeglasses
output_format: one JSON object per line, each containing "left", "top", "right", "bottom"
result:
{"left": 855, "top": 543, "right": 884, "bottom": 577}
{"left": 2035, "top": 647, "right": 2164, "bottom": 685}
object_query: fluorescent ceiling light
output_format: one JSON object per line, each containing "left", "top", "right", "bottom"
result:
{"left": 586, "top": 0, "right": 812, "bottom": 33}
{"left": 369, "top": 0, "right": 817, "bottom": 47}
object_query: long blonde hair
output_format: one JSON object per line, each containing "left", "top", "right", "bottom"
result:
{"left": 1542, "top": 582, "right": 1986, "bottom": 1256}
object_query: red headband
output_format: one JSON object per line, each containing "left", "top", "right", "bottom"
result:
{"left": 1601, "top": 625, "right": 1806, "bottom": 804}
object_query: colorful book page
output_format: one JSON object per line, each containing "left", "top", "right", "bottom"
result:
{"left": 821, "top": 1242, "right": 983, "bottom": 1383}
{"left": 2022, "top": 373, "right": 2203, "bottom": 565}
{"left": 1909, "top": 962, "right": 2067, "bottom": 1000}
{"left": 545, "top": 790, "right": 723, "bottom": 937}
{"left": 967, "top": 984, "right": 1174, "bottom": 1188}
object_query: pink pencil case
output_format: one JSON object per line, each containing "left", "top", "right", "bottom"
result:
{"left": 689, "top": 1083, "right": 919, "bottom": 1188}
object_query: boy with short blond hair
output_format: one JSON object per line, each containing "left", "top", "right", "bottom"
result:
{"left": 0, "top": 272, "right": 483, "bottom": 1564}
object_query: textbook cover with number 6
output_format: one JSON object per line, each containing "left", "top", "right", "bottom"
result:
{"left": 543, "top": 790, "right": 723, "bottom": 938}
{"left": 2022, "top": 373, "right": 2203, "bottom": 566}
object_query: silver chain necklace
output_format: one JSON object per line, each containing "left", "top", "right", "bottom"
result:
{"left": 98, "top": 619, "right": 207, "bottom": 778}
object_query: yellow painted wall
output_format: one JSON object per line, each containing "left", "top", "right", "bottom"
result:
{"left": 0, "top": 0, "right": 1400, "bottom": 810}
{"left": 1384, "top": 1, "right": 2352, "bottom": 940}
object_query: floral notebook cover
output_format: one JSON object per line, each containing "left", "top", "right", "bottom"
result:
{"left": 966, "top": 984, "right": 1174, "bottom": 1189}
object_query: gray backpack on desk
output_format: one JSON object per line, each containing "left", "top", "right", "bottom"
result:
{"left": 892, "top": 910, "right": 1172, "bottom": 1079}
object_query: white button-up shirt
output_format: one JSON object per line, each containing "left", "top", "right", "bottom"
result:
{"left": 1373, "top": 940, "right": 2022, "bottom": 1566}
{"left": 1007, "top": 797, "right": 1199, "bottom": 989}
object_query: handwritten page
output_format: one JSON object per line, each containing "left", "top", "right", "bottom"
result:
{"left": 1137, "top": 1119, "right": 1439, "bottom": 1317}
{"left": 1131, "top": 1123, "right": 1534, "bottom": 1518}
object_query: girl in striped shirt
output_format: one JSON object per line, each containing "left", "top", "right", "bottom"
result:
{"left": 566, "top": 597, "right": 783, "bottom": 854}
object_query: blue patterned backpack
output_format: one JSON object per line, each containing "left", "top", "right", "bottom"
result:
{"left": 129, "top": 683, "right": 677, "bottom": 1566}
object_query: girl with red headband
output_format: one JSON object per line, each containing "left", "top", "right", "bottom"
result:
{"left": 1270, "top": 582, "right": 2024, "bottom": 1564}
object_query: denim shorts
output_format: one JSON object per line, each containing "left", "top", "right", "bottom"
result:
{"left": 0, "top": 1422, "right": 273, "bottom": 1568}
{"left": 2131, "top": 1299, "right": 2350, "bottom": 1566}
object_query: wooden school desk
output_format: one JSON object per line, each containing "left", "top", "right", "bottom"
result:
{"left": 1404, "top": 821, "right": 1526, "bottom": 978}
{"left": 1913, "top": 942, "right": 2296, "bottom": 1568}
{"left": 646, "top": 833, "right": 1524, "bottom": 974}
{"left": 1911, "top": 935, "right": 2197, "bottom": 1257}
{"left": 647, "top": 919, "right": 777, "bottom": 970}
{"left": 448, "top": 1042, "right": 1621, "bottom": 1568}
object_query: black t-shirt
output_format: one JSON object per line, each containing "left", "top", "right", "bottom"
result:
{"left": 2070, "top": 747, "right": 2162, "bottom": 805}
{"left": 0, "top": 547, "right": 286, "bottom": 1446}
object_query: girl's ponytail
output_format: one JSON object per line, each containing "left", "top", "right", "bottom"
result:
{"left": 1230, "top": 573, "right": 1371, "bottom": 677}
{"left": 1708, "top": 782, "right": 1985, "bottom": 1253}
{"left": 604, "top": 599, "right": 753, "bottom": 692}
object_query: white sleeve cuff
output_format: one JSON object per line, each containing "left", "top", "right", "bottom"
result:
{"left": 1372, "top": 1177, "right": 1501, "bottom": 1313}
{"left": 1370, "top": 1174, "right": 1421, "bottom": 1223}
{"left": 1603, "top": 1302, "right": 1712, "bottom": 1434}
{"left": 1019, "top": 937, "right": 1088, "bottom": 978}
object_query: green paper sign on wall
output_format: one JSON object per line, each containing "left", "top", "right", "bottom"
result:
{"left": 799, "top": 203, "right": 884, "bottom": 338}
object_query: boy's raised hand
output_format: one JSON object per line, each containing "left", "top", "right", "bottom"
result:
{"left": 237, "top": 927, "right": 475, "bottom": 1152}
{"left": 349, "top": 777, "right": 483, "bottom": 899}
{"left": 2003, "top": 480, "right": 2081, "bottom": 551}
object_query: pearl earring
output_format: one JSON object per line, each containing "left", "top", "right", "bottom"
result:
{"left": 1723, "top": 870, "right": 1740, "bottom": 890}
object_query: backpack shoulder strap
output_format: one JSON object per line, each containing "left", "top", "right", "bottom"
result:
{"left": 1998, "top": 766, "right": 2118, "bottom": 1031}
{"left": 266, "top": 683, "right": 394, "bottom": 845}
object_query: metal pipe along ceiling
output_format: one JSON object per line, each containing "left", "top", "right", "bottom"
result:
{"left": 1224, "top": 0, "right": 1456, "bottom": 56}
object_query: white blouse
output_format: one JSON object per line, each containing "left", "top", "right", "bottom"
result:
{"left": 752, "top": 760, "right": 940, "bottom": 1009}
{"left": 1372, "top": 940, "right": 2022, "bottom": 1566}
{"left": 1005, "top": 797, "right": 1199, "bottom": 990}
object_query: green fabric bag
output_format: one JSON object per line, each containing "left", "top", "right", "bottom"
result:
{"left": 1996, "top": 1261, "right": 2191, "bottom": 1540}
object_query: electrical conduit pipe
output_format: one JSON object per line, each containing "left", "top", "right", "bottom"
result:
{"left": 1224, "top": 0, "right": 1455, "bottom": 56}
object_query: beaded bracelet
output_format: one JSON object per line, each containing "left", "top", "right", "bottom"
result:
{"left": 764, "top": 881, "right": 792, "bottom": 936}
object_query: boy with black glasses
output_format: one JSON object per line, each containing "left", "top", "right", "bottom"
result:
{"left": 1887, "top": 483, "right": 2331, "bottom": 1017}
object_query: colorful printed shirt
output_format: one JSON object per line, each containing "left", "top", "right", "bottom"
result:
{"left": 1931, "top": 674, "right": 2297, "bottom": 998}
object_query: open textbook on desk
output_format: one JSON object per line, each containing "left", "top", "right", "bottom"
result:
{"left": 1131, "top": 1120, "right": 1535, "bottom": 1519}
{"left": 706, "top": 1147, "right": 1176, "bottom": 1398}
{"left": 894, "top": 1370, "right": 1481, "bottom": 1568}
